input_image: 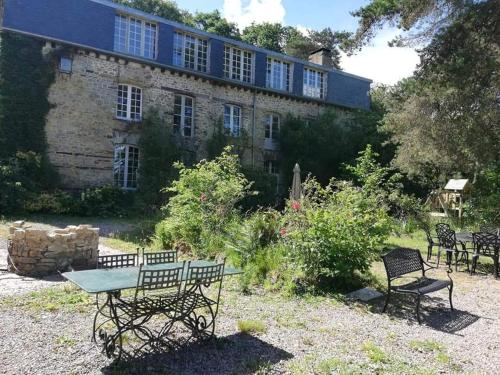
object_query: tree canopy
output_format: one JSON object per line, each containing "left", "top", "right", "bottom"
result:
{"left": 351, "top": 0, "right": 499, "bottom": 186}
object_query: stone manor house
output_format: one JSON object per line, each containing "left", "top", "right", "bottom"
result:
{"left": 0, "top": 0, "right": 371, "bottom": 191}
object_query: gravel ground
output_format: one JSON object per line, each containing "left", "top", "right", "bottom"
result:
{"left": 0, "top": 268, "right": 499, "bottom": 375}
{"left": 1, "top": 221, "right": 499, "bottom": 374}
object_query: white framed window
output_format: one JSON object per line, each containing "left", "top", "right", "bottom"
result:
{"left": 114, "top": 14, "right": 157, "bottom": 59}
{"left": 224, "top": 104, "right": 241, "bottom": 137}
{"left": 173, "top": 95, "right": 194, "bottom": 137}
{"left": 266, "top": 58, "right": 291, "bottom": 91}
{"left": 303, "top": 68, "right": 325, "bottom": 99}
{"left": 114, "top": 145, "right": 139, "bottom": 190}
{"left": 264, "top": 160, "right": 279, "bottom": 175}
{"left": 265, "top": 114, "right": 280, "bottom": 141}
{"left": 117, "top": 85, "right": 142, "bottom": 121}
{"left": 59, "top": 57, "right": 73, "bottom": 73}
{"left": 224, "top": 45, "right": 253, "bottom": 83}
{"left": 173, "top": 32, "right": 208, "bottom": 73}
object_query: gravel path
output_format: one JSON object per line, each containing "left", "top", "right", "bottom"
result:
{"left": 0, "top": 269, "right": 499, "bottom": 374}
{"left": 1, "top": 220, "right": 499, "bottom": 374}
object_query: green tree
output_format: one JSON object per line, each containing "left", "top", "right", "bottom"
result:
{"left": 193, "top": 10, "right": 240, "bottom": 39}
{"left": 137, "top": 109, "right": 181, "bottom": 208}
{"left": 280, "top": 104, "right": 389, "bottom": 186}
{"left": 349, "top": 0, "right": 475, "bottom": 50}
{"left": 112, "top": 0, "right": 192, "bottom": 24}
{"left": 242, "top": 23, "right": 287, "bottom": 52}
{"left": 378, "top": 1, "right": 499, "bottom": 181}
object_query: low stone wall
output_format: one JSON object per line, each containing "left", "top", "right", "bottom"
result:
{"left": 7, "top": 222, "right": 99, "bottom": 276}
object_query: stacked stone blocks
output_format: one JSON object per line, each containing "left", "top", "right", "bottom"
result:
{"left": 7, "top": 221, "right": 99, "bottom": 276}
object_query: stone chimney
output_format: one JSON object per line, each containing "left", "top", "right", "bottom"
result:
{"left": 308, "top": 48, "right": 334, "bottom": 68}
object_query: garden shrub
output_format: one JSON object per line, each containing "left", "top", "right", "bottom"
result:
{"left": 282, "top": 178, "right": 392, "bottom": 290}
{"left": 0, "top": 152, "right": 57, "bottom": 213}
{"left": 154, "top": 147, "right": 253, "bottom": 258}
{"left": 78, "top": 185, "right": 135, "bottom": 217}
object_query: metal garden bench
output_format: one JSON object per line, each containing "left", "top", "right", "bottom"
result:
{"left": 382, "top": 247, "right": 454, "bottom": 324}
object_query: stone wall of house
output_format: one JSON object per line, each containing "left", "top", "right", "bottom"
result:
{"left": 45, "top": 46, "right": 347, "bottom": 189}
{"left": 7, "top": 222, "right": 99, "bottom": 276}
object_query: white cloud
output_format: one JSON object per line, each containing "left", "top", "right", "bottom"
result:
{"left": 341, "top": 28, "right": 420, "bottom": 85}
{"left": 295, "top": 24, "right": 310, "bottom": 36}
{"left": 223, "top": 0, "right": 286, "bottom": 29}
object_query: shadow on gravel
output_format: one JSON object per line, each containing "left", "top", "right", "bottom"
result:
{"left": 101, "top": 333, "right": 293, "bottom": 375}
{"left": 352, "top": 294, "right": 481, "bottom": 335}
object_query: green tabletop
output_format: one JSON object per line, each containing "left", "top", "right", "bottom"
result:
{"left": 62, "top": 260, "right": 242, "bottom": 294}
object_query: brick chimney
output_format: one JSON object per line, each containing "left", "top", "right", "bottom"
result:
{"left": 309, "top": 48, "right": 334, "bottom": 68}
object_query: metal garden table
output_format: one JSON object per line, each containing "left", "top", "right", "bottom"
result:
{"left": 62, "top": 261, "right": 242, "bottom": 359}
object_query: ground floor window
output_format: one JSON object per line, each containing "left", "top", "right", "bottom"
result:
{"left": 264, "top": 160, "right": 279, "bottom": 175}
{"left": 224, "top": 104, "right": 241, "bottom": 137}
{"left": 114, "top": 145, "right": 139, "bottom": 189}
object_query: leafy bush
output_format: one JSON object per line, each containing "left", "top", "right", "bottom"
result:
{"left": 465, "top": 166, "right": 500, "bottom": 226}
{"left": 154, "top": 147, "right": 252, "bottom": 257}
{"left": 0, "top": 152, "right": 57, "bottom": 213}
{"left": 283, "top": 178, "right": 392, "bottom": 290}
{"left": 78, "top": 185, "right": 135, "bottom": 217}
{"left": 24, "top": 191, "right": 76, "bottom": 214}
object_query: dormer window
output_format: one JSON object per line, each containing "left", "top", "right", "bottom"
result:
{"left": 173, "top": 32, "right": 208, "bottom": 73}
{"left": 224, "top": 45, "right": 253, "bottom": 83}
{"left": 303, "top": 68, "right": 325, "bottom": 99}
{"left": 266, "top": 58, "right": 291, "bottom": 91}
{"left": 114, "top": 15, "right": 157, "bottom": 59}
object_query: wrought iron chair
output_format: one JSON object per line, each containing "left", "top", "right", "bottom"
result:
{"left": 382, "top": 247, "right": 453, "bottom": 324}
{"left": 435, "top": 223, "right": 451, "bottom": 237}
{"left": 424, "top": 228, "right": 440, "bottom": 261}
{"left": 480, "top": 226, "right": 500, "bottom": 236}
{"left": 143, "top": 249, "right": 178, "bottom": 265}
{"left": 471, "top": 232, "right": 499, "bottom": 278}
{"left": 97, "top": 250, "right": 139, "bottom": 269}
{"left": 104, "top": 262, "right": 186, "bottom": 358}
{"left": 438, "top": 229, "right": 470, "bottom": 271}
{"left": 177, "top": 259, "right": 226, "bottom": 341}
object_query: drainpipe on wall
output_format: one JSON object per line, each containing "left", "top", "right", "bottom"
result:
{"left": 251, "top": 90, "right": 257, "bottom": 168}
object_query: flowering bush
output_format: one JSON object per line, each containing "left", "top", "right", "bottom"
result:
{"left": 154, "top": 147, "right": 252, "bottom": 258}
{"left": 281, "top": 178, "right": 393, "bottom": 290}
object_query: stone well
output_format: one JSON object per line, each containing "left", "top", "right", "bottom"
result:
{"left": 7, "top": 221, "right": 99, "bottom": 276}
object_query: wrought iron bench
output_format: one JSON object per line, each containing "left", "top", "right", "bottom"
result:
{"left": 382, "top": 247, "right": 453, "bottom": 324}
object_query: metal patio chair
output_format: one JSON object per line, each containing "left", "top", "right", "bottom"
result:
{"left": 437, "top": 229, "right": 470, "bottom": 271}
{"left": 471, "top": 232, "right": 499, "bottom": 278}
{"left": 424, "top": 228, "right": 440, "bottom": 261}
{"left": 382, "top": 247, "right": 453, "bottom": 324}
{"left": 97, "top": 250, "right": 139, "bottom": 269}
{"left": 143, "top": 249, "right": 178, "bottom": 265}
{"left": 178, "top": 259, "right": 226, "bottom": 341}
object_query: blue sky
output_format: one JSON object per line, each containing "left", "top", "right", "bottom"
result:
{"left": 175, "top": 1, "right": 419, "bottom": 84}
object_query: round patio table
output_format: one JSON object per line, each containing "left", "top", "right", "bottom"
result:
{"left": 456, "top": 232, "right": 473, "bottom": 246}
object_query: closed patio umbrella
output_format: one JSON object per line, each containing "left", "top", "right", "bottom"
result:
{"left": 290, "top": 163, "right": 302, "bottom": 201}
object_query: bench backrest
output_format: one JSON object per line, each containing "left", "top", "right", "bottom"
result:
{"left": 382, "top": 247, "right": 424, "bottom": 279}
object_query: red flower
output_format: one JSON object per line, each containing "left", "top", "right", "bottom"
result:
{"left": 291, "top": 200, "right": 301, "bottom": 212}
{"left": 200, "top": 193, "right": 207, "bottom": 202}
{"left": 280, "top": 228, "right": 287, "bottom": 237}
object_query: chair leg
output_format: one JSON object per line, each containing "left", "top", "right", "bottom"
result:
{"left": 448, "top": 285, "right": 454, "bottom": 311}
{"left": 416, "top": 295, "right": 422, "bottom": 324}
{"left": 427, "top": 245, "right": 432, "bottom": 261}
{"left": 454, "top": 251, "right": 458, "bottom": 271}
{"left": 493, "top": 256, "right": 499, "bottom": 279}
{"left": 382, "top": 291, "right": 391, "bottom": 313}
{"left": 437, "top": 247, "right": 441, "bottom": 268}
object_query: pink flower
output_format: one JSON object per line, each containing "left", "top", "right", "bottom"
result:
{"left": 200, "top": 193, "right": 207, "bottom": 202}
{"left": 291, "top": 200, "right": 301, "bottom": 212}
{"left": 280, "top": 228, "right": 287, "bottom": 237}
